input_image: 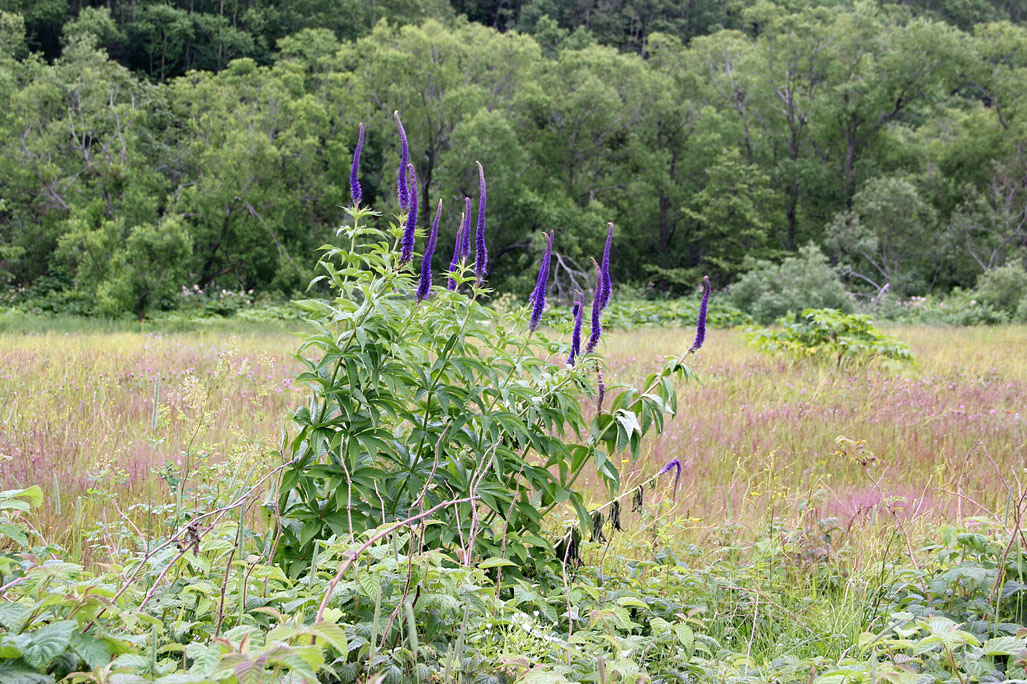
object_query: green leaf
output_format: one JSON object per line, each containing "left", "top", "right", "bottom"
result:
{"left": 309, "top": 621, "right": 348, "bottom": 656}
{"left": 21, "top": 620, "right": 76, "bottom": 671}
{"left": 186, "top": 642, "right": 221, "bottom": 677}
{"left": 0, "top": 524, "right": 29, "bottom": 548}
{"left": 675, "top": 622, "right": 695, "bottom": 658}
{"left": 0, "top": 486, "right": 43, "bottom": 509}
{"left": 69, "top": 632, "right": 111, "bottom": 670}
{"left": 516, "top": 669, "right": 571, "bottom": 683}
{"left": 0, "top": 660, "right": 53, "bottom": 684}
{"left": 358, "top": 573, "right": 381, "bottom": 601}
{"left": 0, "top": 603, "right": 31, "bottom": 632}
{"left": 981, "top": 636, "right": 1021, "bottom": 656}
{"left": 478, "top": 557, "right": 518, "bottom": 569}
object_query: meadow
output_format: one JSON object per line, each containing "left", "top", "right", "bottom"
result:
{"left": 2, "top": 318, "right": 1026, "bottom": 682}
{"left": 3, "top": 323, "right": 1023, "bottom": 554}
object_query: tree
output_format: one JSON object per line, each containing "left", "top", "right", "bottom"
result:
{"left": 684, "top": 148, "right": 777, "bottom": 280}
{"left": 813, "top": 12, "right": 964, "bottom": 205}
{"left": 829, "top": 175, "right": 937, "bottom": 296}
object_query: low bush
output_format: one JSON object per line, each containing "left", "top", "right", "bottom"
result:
{"left": 729, "top": 243, "right": 852, "bottom": 324}
{"left": 745, "top": 308, "right": 914, "bottom": 366}
{"left": 867, "top": 291, "right": 1011, "bottom": 326}
{"left": 973, "top": 261, "right": 1027, "bottom": 321}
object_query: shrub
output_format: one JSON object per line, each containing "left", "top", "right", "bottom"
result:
{"left": 745, "top": 308, "right": 913, "bottom": 366}
{"left": 729, "top": 243, "right": 852, "bottom": 324}
{"left": 273, "top": 199, "right": 699, "bottom": 582}
{"left": 973, "top": 261, "right": 1027, "bottom": 320}
{"left": 866, "top": 291, "right": 1010, "bottom": 326}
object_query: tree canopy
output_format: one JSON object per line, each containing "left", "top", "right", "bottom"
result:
{"left": 1, "top": 1, "right": 1026, "bottom": 314}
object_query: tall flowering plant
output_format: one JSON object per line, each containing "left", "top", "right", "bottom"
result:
{"left": 276, "top": 119, "right": 706, "bottom": 584}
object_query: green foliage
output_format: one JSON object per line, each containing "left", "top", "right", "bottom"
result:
{"left": 829, "top": 176, "right": 938, "bottom": 297}
{"left": 746, "top": 308, "right": 914, "bottom": 366}
{"left": 6, "top": 460, "right": 1027, "bottom": 682}
{"left": 973, "top": 261, "right": 1027, "bottom": 320}
{"left": 547, "top": 296, "right": 752, "bottom": 330}
{"left": 683, "top": 148, "right": 778, "bottom": 278}
{"left": 0, "top": 485, "right": 41, "bottom": 554}
{"left": 2, "top": 2, "right": 1027, "bottom": 315}
{"left": 730, "top": 243, "right": 852, "bottom": 324}
{"left": 274, "top": 203, "right": 692, "bottom": 582}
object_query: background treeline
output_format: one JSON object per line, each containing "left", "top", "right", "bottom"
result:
{"left": 1, "top": 0, "right": 1026, "bottom": 316}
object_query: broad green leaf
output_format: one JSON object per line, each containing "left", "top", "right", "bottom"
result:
{"left": 21, "top": 620, "right": 76, "bottom": 671}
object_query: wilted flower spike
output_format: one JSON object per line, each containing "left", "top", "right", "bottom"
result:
{"left": 350, "top": 123, "right": 364, "bottom": 206}
{"left": 631, "top": 485, "right": 644, "bottom": 512}
{"left": 609, "top": 500, "right": 622, "bottom": 531}
{"left": 597, "top": 369, "right": 606, "bottom": 412}
{"left": 590, "top": 510, "right": 606, "bottom": 543}
{"left": 688, "top": 275, "right": 711, "bottom": 353}
{"left": 555, "top": 527, "right": 582, "bottom": 567}
{"left": 585, "top": 258, "right": 603, "bottom": 353}
{"left": 461, "top": 197, "right": 472, "bottom": 258}
{"left": 400, "top": 164, "right": 418, "bottom": 264}
{"left": 599, "top": 223, "right": 613, "bottom": 310}
{"left": 416, "top": 199, "right": 442, "bottom": 302}
{"left": 567, "top": 292, "right": 583, "bottom": 366}
{"left": 658, "top": 458, "right": 682, "bottom": 494}
{"left": 474, "top": 162, "right": 487, "bottom": 282}
{"left": 395, "top": 111, "right": 410, "bottom": 209}
{"left": 447, "top": 213, "right": 464, "bottom": 291}
{"left": 529, "top": 232, "right": 553, "bottom": 332}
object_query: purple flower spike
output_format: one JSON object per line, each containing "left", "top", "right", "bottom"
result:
{"left": 688, "top": 275, "right": 711, "bottom": 353}
{"left": 567, "top": 291, "right": 583, "bottom": 366}
{"left": 658, "top": 458, "right": 682, "bottom": 493}
{"left": 461, "top": 197, "right": 472, "bottom": 258}
{"left": 599, "top": 222, "right": 613, "bottom": 310}
{"left": 400, "top": 163, "right": 418, "bottom": 264}
{"left": 350, "top": 123, "right": 364, "bottom": 206}
{"left": 395, "top": 111, "right": 410, "bottom": 209}
{"left": 529, "top": 231, "right": 553, "bottom": 332}
{"left": 447, "top": 213, "right": 464, "bottom": 291}
{"left": 417, "top": 199, "right": 442, "bottom": 302}
{"left": 585, "top": 258, "right": 603, "bottom": 353}
{"left": 474, "top": 162, "right": 487, "bottom": 283}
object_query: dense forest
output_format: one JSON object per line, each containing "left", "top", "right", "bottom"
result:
{"left": 0, "top": 0, "right": 1026, "bottom": 315}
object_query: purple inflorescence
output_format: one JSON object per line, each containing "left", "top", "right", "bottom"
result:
{"left": 461, "top": 197, "right": 472, "bottom": 258}
{"left": 400, "top": 163, "right": 418, "bottom": 264}
{"left": 688, "top": 275, "right": 711, "bottom": 353}
{"left": 567, "top": 292, "right": 583, "bottom": 366}
{"left": 599, "top": 222, "right": 613, "bottom": 310}
{"left": 395, "top": 111, "right": 410, "bottom": 209}
{"left": 474, "top": 162, "right": 487, "bottom": 283}
{"left": 447, "top": 212, "right": 464, "bottom": 291}
{"left": 416, "top": 199, "right": 442, "bottom": 302}
{"left": 529, "top": 232, "right": 553, "bottom": 332}
{"left": 659, "top": 458, "right": 682, "bottom": 493}
{"left": 350, "top": 123, "right": 364, "bottom": 206}
{"left": 585, "top": 258, "right": 603, "bottom": 353}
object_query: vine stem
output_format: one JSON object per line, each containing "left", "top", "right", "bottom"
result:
{"left": 315, "top": 495, "right": 477, "bottom": 622}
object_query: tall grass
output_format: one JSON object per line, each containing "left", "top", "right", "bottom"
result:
{"left": 2, "top": 323, "right": 1024, "bottom": 569}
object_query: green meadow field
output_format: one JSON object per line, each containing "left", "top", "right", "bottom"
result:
{"left": 2, "top": 320, "right": 1025, "bottom": 682}
{"left": 4, "top": 324, "right": 1023, "bottom": 549}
